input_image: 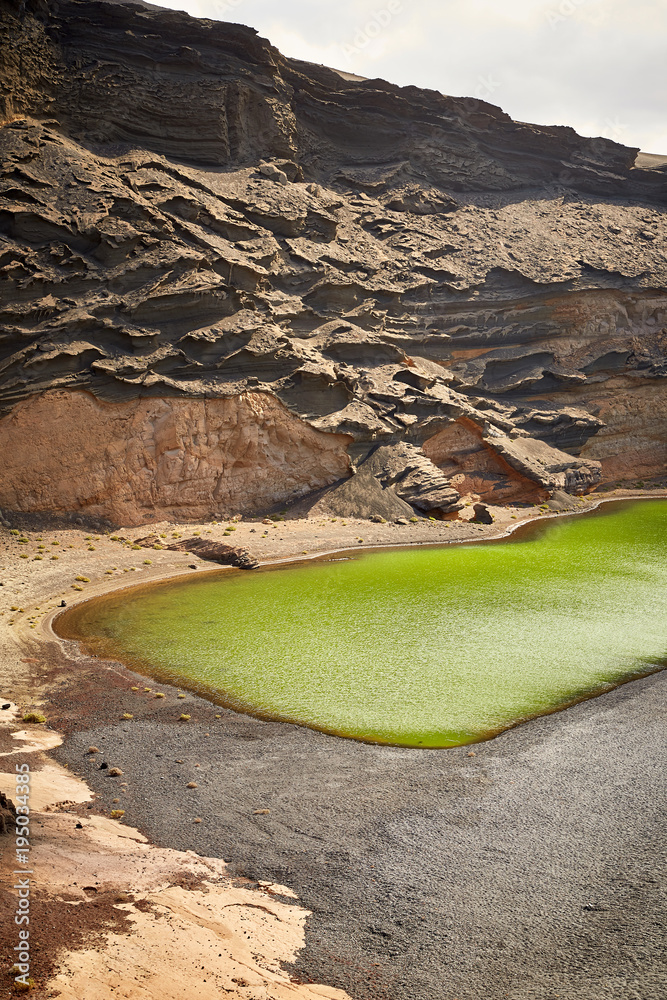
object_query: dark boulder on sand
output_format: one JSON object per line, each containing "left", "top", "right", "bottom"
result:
{"left": 137, "top": 536, "right": 259, "bottom": 570}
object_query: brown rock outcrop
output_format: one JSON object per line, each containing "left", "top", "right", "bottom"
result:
{"left": 0, "top": 0, "right": 664, "bottom": 525}
{"left": 0, "top": 390, "right": 352, "bottom": 525}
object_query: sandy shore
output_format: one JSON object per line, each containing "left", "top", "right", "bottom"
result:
{"left": 1, "top": 487, "right": 665, "bottom": 998}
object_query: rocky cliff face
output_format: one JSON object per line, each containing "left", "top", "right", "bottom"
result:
{"left": 0, "top": 0, "right": 665, "bottom": 525}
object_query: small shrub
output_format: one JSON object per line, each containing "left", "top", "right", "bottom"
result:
{"left": 10, "top": 529, "right": 19, "bottom": 535}
{"left": 179, "top": 714, "right": 191, "bottom": 721}
{"left": 110, "top": 809, "right": 125, "bottom": 819}
{"left": 75, "top": 576, "right": 90, "bottom": 582}
{"left": 23, "top": 712, "right": 46, "bottom": 724}
{"left": 19, "top": 554, "right": 28, "bottom": 560}
{"left": 13, "top": 974, "right": 35, "bottom": 991}
{"left": 143, "top": 559, "right": 152, "bottom": 565}
{"left": 131, "top": 544, "right": 141, "bottom": 550}
{"left": 51, "top": 555, "right": 59, "bottom": 560}
{"left": 154, "top": 692, "right": 165, "bottom": 699}
{"left": 72, "top": 584, "right": 83, "bottom": 591}
{"left": 121, "top": 713, "right": 133, "bottom": 720}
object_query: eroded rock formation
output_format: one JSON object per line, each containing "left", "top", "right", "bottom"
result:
{"left": 0, "top": 0, "right": 665, "bottom": 524}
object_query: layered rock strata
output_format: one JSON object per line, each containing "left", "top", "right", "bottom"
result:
{"left": 0, "top": 0, "right": 665, "bottom": 524}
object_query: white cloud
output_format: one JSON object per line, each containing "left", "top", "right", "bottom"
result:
{"left": 156, "top": 0, "right": 667, "bottom": 151}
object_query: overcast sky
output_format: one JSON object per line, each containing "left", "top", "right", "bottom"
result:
{"left": 156, "top": 0, "right": 666, "bottom": 153}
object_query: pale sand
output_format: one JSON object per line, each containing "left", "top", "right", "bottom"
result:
{"left": 0, "top": 486, "right": 665, "bottom": 997}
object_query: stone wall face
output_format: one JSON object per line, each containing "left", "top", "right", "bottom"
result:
{"left": 0, "top": 391, "right": 351, "bottom": 525}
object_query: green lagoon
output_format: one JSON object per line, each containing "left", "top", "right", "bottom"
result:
{"left": 57, "top": 501, "right": 667, "bottom": 747}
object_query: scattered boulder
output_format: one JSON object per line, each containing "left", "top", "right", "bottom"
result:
{"left": 271, "top": 159, "right": 303, "bottom": 182}
{"left": 259, "top": 162, "right": 289, "bottom": 185}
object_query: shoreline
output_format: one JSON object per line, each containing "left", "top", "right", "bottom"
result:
{"left": 43, "top": 488, "right": 666, "bottom": 638}
{"left": 1, "top": 487, "right": 666, "bottom": 998}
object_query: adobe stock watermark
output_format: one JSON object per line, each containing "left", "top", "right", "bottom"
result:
{"left": 600, "top": 116, "right": 629, "bottom": 144}
{"left": 459, "top": 74, "right": 503, "bottom": 121}
{"left": 546, "top": 0, "right": 604, "bottom": 29}
{"left": 13, "top": 763, "right": 32, "bottom": 991}
{"left": 547, "top": 0, "right": 587, "bottom": 28}
{"left": 339, "top": 0, "right": 404, "bottom": 64}
{"left": 211, "top": 0, "right": 246, "bottom": 17}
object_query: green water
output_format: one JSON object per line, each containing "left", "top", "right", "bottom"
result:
{"left": 57, "top": 501, "right": 667, "bottom": 747}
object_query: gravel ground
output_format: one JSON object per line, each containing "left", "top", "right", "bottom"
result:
{"left": 49, "top": 637, "right": 666, "bottom": 1000}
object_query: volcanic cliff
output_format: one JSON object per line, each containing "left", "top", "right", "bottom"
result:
{"left": 0, "top": 0, "right": 665, "bottom": 526}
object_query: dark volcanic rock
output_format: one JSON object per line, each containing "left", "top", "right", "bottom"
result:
{"left": 135, "top": 533, "right": 258, "bottom": 567}
{"left": 472, "top": 503, "right": 494, "bottom": 524}
{"left": 170, "top": 538, "right": 259, "bottom": 569}
{"left": 0, "top": 0, "right": 665, "bottom": 525}
{"left": 0, "top": 790, "right": 16, "bottom": 834}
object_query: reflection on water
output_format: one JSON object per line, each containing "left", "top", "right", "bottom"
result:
{"left": 56, "top": 501, "right": 667, "bottom": 747}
